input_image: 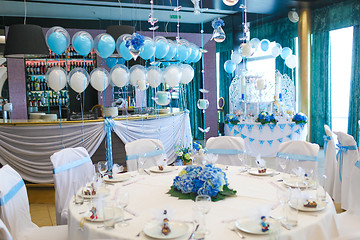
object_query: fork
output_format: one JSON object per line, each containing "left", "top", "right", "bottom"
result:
{"left": 229, "top": 225, "right": 245, "bottom": 239}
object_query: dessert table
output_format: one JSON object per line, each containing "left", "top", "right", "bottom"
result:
{"left": 225, "top": 121, "right": 307, "bottom": 157}
{"left": 68, "top": 166, "right": 339, "bottom": 240}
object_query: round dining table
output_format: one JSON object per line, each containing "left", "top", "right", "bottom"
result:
{"left": 68, "top": 166, "right": 339, "bottom": 240}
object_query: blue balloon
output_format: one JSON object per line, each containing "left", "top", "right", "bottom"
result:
{"left": 119, "top": 41, "right": 132, "bottom": 61}
{"left": 174, "top": 45, "right": 190, "bottom": 62}
{"left": 155, "top": 40, "right": 169, "bottom": 59}
{"left": 164, "top": 43, "right": 176, "bottom": 61}
{"left": 281, "top": 47, "right": 292, "bottom": 60}
{"left": 73, "top": 35, "right": 92, "bottom": 56}
{"left": 260, "top": 39, "right": 270, "bottom": 51}
{"left": 224, "top": 60, "right": 236, "bottom": 74}
{"left": 106, "top": 58, "right": 118, "bottom": 68}
{"left": 140, "top": 40, "right": 155, "bottom": 60}
{"left": 117, "top": 58, "right": 126, "bottom": 65}
{"left": 185, "top": 46, "right": 199, "bottom": 63}
{"left": 96, "top": 35, "right": 115, "bottom": 59}
{"left": 193, "top": 51, "right": 202, "bottom": 63}
{"left": 47, "top": 32, "right": 67, "bottom": 55}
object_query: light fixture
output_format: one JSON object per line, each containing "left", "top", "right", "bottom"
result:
{"left": 288, "top": 9, "right": 299, "bottom": 23}
{"left": 106, "top": 25, "right": 135, "bottom": 57}
{"left": 222, "top": 0, "right": 239, "bottom": 6}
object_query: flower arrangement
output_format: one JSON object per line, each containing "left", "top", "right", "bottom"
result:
{"left": 175, "top": 141, "right": 203, "bottom": 165}
{"left": 125, "top": 33, "right": 145, "bottom": 51}
{"left": 212, "top": 18, "right": 225, "bottom": 30}
{"left": 168, "top": 165, "right": 236, "bottom": 201}
{"left": 255, "top": 111, "right": 277, "bottom": 125}
{"left": 224, "top": 114, "right": 240, "bottom": 125}
{"left": 292, "top": 112, "right": 307, "bottom": 125}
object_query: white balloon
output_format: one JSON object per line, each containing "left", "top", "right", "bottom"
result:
{"left": 231, "top": 51, "right": 242, "bottom": 64}
{"left": 271, "top": 46, "right": 281, "bottom": 58}
{"left": 111, "top": 64, "right": 129, "bottom": 87}
{"left": 250, "top": 38, "right": 260, "bottom": 49}
{"left": 47, "top": 67, "right": 67, "bottom": 91}
{"left": 129, "top": 65, "right": 146, "bottom": 86}
{"left": 180, "top": 64, "right": 194, "bottom": 84}
{"left": 240, "top": 43, "right": 252, "bottom": 57}
{"left": 90, "top": 68, "right": 110, "bottom": 92}
{"left": 163, "top": 65, "right": 182, "bottom": 87}
{"left": 147, "top": 66, "right": 162, "bottom": 88}
{"left": 137, "top": 79, "right": 149, "bottom": 91}
{"left": 68, "top": 68, "right": 89, "bottom": 93}
{"left": 285, "top": 54, "right": 297, "bottom": 69}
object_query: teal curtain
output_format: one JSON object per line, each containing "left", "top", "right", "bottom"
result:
{"left": 348, "top": 25, "right": 360, "bottom": 142}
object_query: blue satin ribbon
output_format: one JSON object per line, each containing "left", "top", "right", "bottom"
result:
{"left": 355, "top": 161, "right": 360, "bottom": 169}
{"left": 104, "top": 118, "right": 115, "bottom": 172}
{"left": 323, "top": 135, "right": 332, "bottom": 155}
{"left": 276, "top": 152, "right": 318, "bottom": 162}
{"left": 336, "top": 143, "right": 357, "bottom": 182}
{"left": 53, "top": 156, "right": 91, "bottom": 174}
{"left": 205, "top": 148, "right": 244, "bottom": 155}
{"left": 126, "top": 149, "right": 166, "bottom": 161}
{"left": 0, "top": 179, "right": 25, "bottom": 206}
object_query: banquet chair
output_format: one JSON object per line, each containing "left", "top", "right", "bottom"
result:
{"left": 0, "top": 165, "right": 67, "bottom": 240}
{"left": 125, "top": 139, "right": 167, "bottom": 172}
{"left": 323, "top": 125, "right": 337, "bottom": 198}
{"left": 276, "top": 140, "right": 319, "bottom": 174}
{"left": 333, "top": 131, "right": 359, "bottom": 210}
{"left": 205, "top": 136, "right": 245, "bottom": 166}
{"left": 336, "top": 155, "right": 360, "bottom": 238}
{"left": 51, "top": 147, "right": 95, "bottom": 225}
{"left": 0, "top": 218, "right": 12, "bottom": 240}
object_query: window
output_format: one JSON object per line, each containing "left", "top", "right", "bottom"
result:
{"left": 330, "top": 26, "right": 353, "bottom": 132}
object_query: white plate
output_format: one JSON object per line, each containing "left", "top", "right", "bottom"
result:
{"left": 143, "top": 221, "right": 189, "bottom": 239}
{"left": 104, "top": 173, "right": 131, "bottom": 182}
{"left": 283, "top": 177, "right": 315, "bottom": 188}
{"left": 248, "top": 169, "right": 275, "bottom": 176}
{"left": 214, "top": 164, "right": 226, "bottom": 170}
{"left": 80, "top": 187, "right": 110, "bottom": 199}
{"left": 85, "top": 207, "right": 122, "bottom": 222}
{"left": 289, "top": 200, "right": 327, "bottom": 212}
{"left": 149, "top": 166, "right": 175, "bottom": 173}
{"left": 235, "top": 218, "right": 278, "bottom": 235}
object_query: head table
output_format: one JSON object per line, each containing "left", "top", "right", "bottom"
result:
{"left": 68, "top": 166, "right": 338, "bottom": 240}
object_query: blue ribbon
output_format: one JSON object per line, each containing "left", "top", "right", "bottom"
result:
{"left": 276, "top": 152, "right": 318, "bottom": 162}
{"left": 336, "top": 143, "right": 357, "bottom": 182}
{"left": 0, "top": 179, "right": 25, "bottom": 206}
{"left": 53, "top": 156, "right": 92, "bottom": 174}
{"left": 238, "top": 124, "right": 245, "bottom": 132}
{"left": 323, "top": 135, "right": 332, "bottom": 155}
{"left": 126, "top": 149, "right": 166, "bottom": 161}
{"left": 104, "top": 118, "right": 115, "bottom": 172}
{"left": 355, "top": 161, "right": 360, "bottom": 169}
{"left": 234, "top": 130, "right": 240, "bottom": 136}
{"left": 205, "top": 148, "right": 244, "bottom": 155}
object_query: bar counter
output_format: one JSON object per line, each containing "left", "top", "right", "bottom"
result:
{"left": 0, "top": 112, "right": 192, "bottom": 183}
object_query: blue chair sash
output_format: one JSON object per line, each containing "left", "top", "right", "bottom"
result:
{"left": 323, "top": 135, "right": 332, "bottom": 156}
{"left": 336, "top": 143, "right": 358, "bottom": 182}
{"left": 53, "top": 156, "right": 92, "bottom": 174}
{"left": 205, "top": 148, "right": 244, "bottom": 155}
{"left": 0, "top": 179, "right": 25, "bottom": 206}
{"left": 126, "top": 149, "right": 166, "bottom": 161}
{"left": 276, "top": 152, "right": 318, "bottom": 162}
{"left": 355, "top": 160, "right": 360, "bottom": 169}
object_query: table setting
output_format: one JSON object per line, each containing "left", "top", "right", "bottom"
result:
{"left": 68, "top": 155, "right": 339, "bottom": 240}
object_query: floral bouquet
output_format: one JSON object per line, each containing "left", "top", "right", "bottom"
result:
{"left": 255, "top": 111, "right": 277, "bottom": 125}
{"left": 224, "top": 114, "right": 240, "bottom": 125}
{"left": 175, "top": 141, "right": 203, "bottom": 165}
{"left": 292, "top": 112, "right": 307, "bottom": 125}
{"left": 167, "top": 165, "right": 236, "bottom": 201}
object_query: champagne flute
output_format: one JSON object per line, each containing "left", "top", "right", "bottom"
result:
{"left": 116, "top": 191, "right": 129, "bottom": 227}
{"left": 97, "top": 161, "right": 108, "bottom": 178}
{"left": 195, "top": 195, "right": 211, "bottom": 238}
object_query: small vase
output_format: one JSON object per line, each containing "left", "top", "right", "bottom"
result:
{"left": 184, "top": 160, "right": 192, "bottom": 165}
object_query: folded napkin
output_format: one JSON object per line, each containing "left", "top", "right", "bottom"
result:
{"left": 255, "top": 155, "right": 266, "bottom": 168}
{"left": 292, "top": 167, "right": 305, "bottom": 177}
{"left": 205, "top": 153, "right": 218, "bottom": 165}
{"left": 112, "top": 164, "right": 124, "bottom": 174}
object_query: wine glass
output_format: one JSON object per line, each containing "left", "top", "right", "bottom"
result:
{"left": 238, "top": 152, "right": 247, "bottom": 172}
{"left": 278, "top": 156, "right": 289, "bottom": 172}
{"left": 195, "top": 195, "right": 211, "bottom": 238}
{"left": 277, "top": 188, "right": 289, "bottom": 219}
{"left": 97, "top": 161, "right": 108, "bottom": 178}
{"left": 116, "top": 191, "right": 129, "bottom": 227}
{"left": 316, "top": 174, "right": 327, "bottom": 202}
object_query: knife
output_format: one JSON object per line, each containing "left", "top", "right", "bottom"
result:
{"left": 188, "top": 224, "right": 199, "bottom": 240}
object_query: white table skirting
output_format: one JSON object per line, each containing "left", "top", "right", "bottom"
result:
{"left": 68, "top": 166, "right": 339, "bottom": 240}
{"left": 0, "top": 112, "right": 192, "bottom": 183}
{"left": 225, "top": 121, "right": 307, "bottom": 157}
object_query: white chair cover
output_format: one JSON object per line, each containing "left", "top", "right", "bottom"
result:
{"left": 333, "top": 131, "right": 359, "bottom": 210}
{"left": 51, "top": 147, "right": 95, "bottom": 225}
{"left": 0, "top": 218, "right": 12, "bottom": 240}
{"left": 205, "top": 136, "right": 245, "bottom": 166}
{"left": 323, "top": 125, "right": 337, "bottom": 198}
{"left": 125, "top": 139, "right": 166, "bottom": 172}
{"left": 0, "top": 165, "right": 67, "bottom": 240}
{"left": 276, "top": 140, "right": 319, "bottom": 174}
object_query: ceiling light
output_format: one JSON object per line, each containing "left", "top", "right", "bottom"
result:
{"left": 222, "top": 0, "right": 239, "bottom": 7}
{"left": 288, "top": 9, "right": 299, "bottom": 23}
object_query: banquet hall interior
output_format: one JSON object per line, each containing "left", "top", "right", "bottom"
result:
{"left": 1, "top": 0, "right": 360, "bottom": 239}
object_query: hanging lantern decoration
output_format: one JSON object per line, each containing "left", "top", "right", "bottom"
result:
{"left": 125, "top": 33, "right": 145, "bottom": 60}
{"left": 222, "top": 0, "right": 239, "bottom": 6}
{"left": 211, "top": 18, "right": 226, "bottom": 43}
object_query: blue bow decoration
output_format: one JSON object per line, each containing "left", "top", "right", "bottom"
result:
{"left": 104, "top": 117, "right": 116, "bottom": 172}
{"left": 336, "top": 142, "right": 357, "bottom": 182}
{"left": 323, "top": 135, "right": 332, "bottom": 156}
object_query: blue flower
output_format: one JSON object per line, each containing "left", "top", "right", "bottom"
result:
{"left": 125, "top": 33, "right": 145, "bottom": 51}
{"left": 212, "top": 18, "right": 225, "bottom": 29}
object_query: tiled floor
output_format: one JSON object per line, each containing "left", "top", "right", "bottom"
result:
{"left": 30, "top": 203, "right": 57, "bottom": 227}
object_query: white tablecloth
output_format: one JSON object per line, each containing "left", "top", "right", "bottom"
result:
{"left": 68, "top": 167, "right": 339, "bottom": 240}
{"left": 225, "top": 122, "right": 307, "bottom": 157}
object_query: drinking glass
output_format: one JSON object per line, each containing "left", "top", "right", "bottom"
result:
{"left": 116, "top": 191, "right": 129, "bottom": 227}
{"left": 103, "top": 201, "right": 115, "bottom": 229}
{"left": 278, "top": 156, "right": 289, "bottom": 172}
{"left": 74, "top": 186, "right": 84, "bottom": 205}
{"left": 316, "top": 175, "right": 327, "bottom": 202}
{"left": 189, "top": 149, "right": 197, "bottom": 165}
{"left": 285, "top": 188, "right": 300, "bottom": 227}
{"left": 277, "top": 188, "right": 289, "bottom": 219}
{"left": 194, "top": 195, "right": 211, "bottom": 238}
{"left": 137, "top": 157, "right": 146, "bottom": 175}
{"left": 97, "top": 161, "right": 108, "bottom": 178}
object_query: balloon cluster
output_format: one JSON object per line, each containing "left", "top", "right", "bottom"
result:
{"left": 223, "top": 38, "right": 298, "bottom": 74}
